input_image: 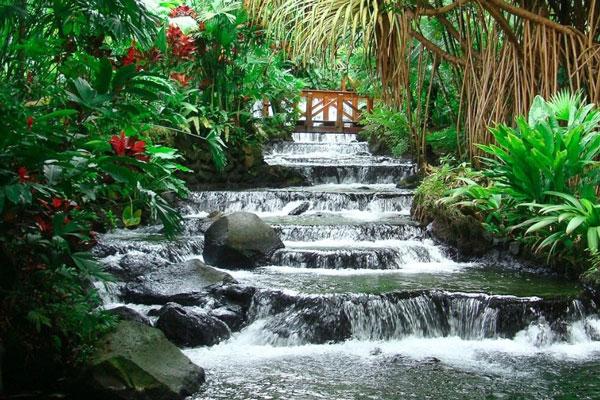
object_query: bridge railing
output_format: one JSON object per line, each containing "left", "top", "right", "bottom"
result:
{"left": 260, "top": 89, "right": 373, "bottom": 133}
{"left": 295, "top": 89, "right": 373, "bottom": 133}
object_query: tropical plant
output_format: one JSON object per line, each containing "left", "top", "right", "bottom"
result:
{"left": 515, "top": 192, "right": 600, "bottom": 258}
{"left": 478, "top": 92, "right": 600, "bottom": 203}
{"left": 441, "top": 93, "right": 600, "bottom": 272}
{"left": 0, "top": 0, "right": 200, "bottom": 391}
{"left": 360, "top": 105, "right": 410, "bottom": 157}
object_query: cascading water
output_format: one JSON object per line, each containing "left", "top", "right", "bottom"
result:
{"left": 96, "top": 131, "right": 600, "bottom": 399}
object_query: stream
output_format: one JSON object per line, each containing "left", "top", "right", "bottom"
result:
{"left": 97, "top": 132, "right": 600, "bottom": 399}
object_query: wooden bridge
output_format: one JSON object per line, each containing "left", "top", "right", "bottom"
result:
{"left": 263, "top": 89, "right": 373, "bottom": 134}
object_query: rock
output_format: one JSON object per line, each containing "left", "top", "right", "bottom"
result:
{"left": 209, "top": 305, "right": 245, "bottom": 331}
{"left": 430, "top": 212, "right": 493, "bottom": 257}
{"left": 156, "top": 303, "right": 230, "bottom": 347}
{"left": 288, "top": 201, "right": 310, "bottom": 216}
{"left": 88, "top": 321, "right": 204, "bottom": 400}
{"left": 210, "top": 284, "right": 257, "bottom": 311}
{"left": 396, "top": 174, "right": 420, "bottom": 189}
{"left": 108, "top": 306, "right": 152, "bottom": 327}
{"left": 203, "top": 212, "right": 284, "bottom": 269}
{"left": 208, "top": 211, "right": 223, "bottom": 219}
{"left": 121, "top": 259, "right": 236, "bottom": 306}
{"left": 509, "top": 241, "right": 520, "bottom": 256}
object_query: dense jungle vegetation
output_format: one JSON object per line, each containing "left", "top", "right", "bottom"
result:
{"left": 1, "top": 0, "right": 600, "bottom": 396}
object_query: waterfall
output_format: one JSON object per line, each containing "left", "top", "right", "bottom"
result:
{"left": 94, "top": 130, "right": 600, "bottom": 400}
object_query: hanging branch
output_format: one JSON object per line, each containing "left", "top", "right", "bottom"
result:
{"left": 410, "top": 29, "right": 466, "bottom": 65}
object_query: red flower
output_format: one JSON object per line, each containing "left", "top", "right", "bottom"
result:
{"left": 167, "top": 25, "right": 196, "bottom": 60}
{"left": 18, "top": 167, "right": 30, "bottom": 183}
{"left": 169, "top": 5, "right": 197, "bottom": 19}
{"left": 170, "top": 72, "right": 190, "bottom": 87}
{"left": 26, "top": 116, "right": 34, "bottom": 130}
{"left": 34, "top": 215, "right": 52, "bottom": 234}
{"left": 123, "top": 46, "right": 136, "bottom": 66}
{"left": 109, "top": 131, "right": 149, "bottom": 161}
{"left": 146, "top": 47, "right": 163, "bottom": 63}
{"left": 51, "top": 198, "right": 63, "bottom": 209}
{"left": 123, "top": 42, "right": 143, "bottom": 66}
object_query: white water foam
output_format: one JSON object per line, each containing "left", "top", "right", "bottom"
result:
{"left": 185, "top": 316, "right": 600, "bottom": 375}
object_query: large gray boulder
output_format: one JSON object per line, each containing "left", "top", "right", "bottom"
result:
{"left": 89, "top": 321, "right": 204, "bottom": 400}
{"left": 156, "top": 303, "right": 230, "bottom": 347}
{"left": 203, "top": 212, "right": 284, "bottom": 269}
{"left": 122, "top": 259, "right": 237, "bottom": 306}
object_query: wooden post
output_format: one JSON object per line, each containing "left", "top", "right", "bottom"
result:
{"left": 262, "top": 99, "right": 270, "bottom": 117}
{"left": 367, "top": 97, "right": 374, "bottom": 113}
{"left": 305, "top": 92, "right": 314, "bottom": 130}
{"left": 352, "top": 94, "right": 358, "bottom": 123}
{"left": 323, "top": 94, "right": 330, "bottom": 122}
{"left": 336, "top": 93, "right": 344, "bottom": 132}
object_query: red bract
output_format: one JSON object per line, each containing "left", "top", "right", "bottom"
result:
{"left": 123, "top": 42, "right": 143, "bottom": 66}
{"left": 51, "top": 198, "right": 63, "bottom": 209}
{"left": 123, "top": 46, "right": 136, "bottom": 66}
{"left": 109, "top": 131, "right": 149, "bottom": 161}
{"left": 170, "top": 72, "right": 190, "bottom": 87}
{"left": 34, "top": 215, "right": 52, "bottom": 234}
{"left": 18, "top": 167, "right": 30, "bottom": 183}
{"left": 169, "top": 5, "right": 197, "bottom": 19}
{"left": 146, "top": 47, "right": 163, "bottom": 64}
{"left": 26, "top": 116, "right": 34, "bottom": 130}
{"left": 167, "top": 25, "right": 196, "bottom": 60}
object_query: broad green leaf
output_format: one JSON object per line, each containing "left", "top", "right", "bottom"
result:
{"left": 566, "top": 216, "right": 586, "bottom": 234}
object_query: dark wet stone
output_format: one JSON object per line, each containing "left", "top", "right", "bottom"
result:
{"left": 156, "top": 303, "right": 230, "bottom": 347}
{"left": 288, "top": 201, "right": 310, "bottom": 216}
{"left": 107, "top": 306, "right": 152, "bottom": 327}
{"left": 121, "top": 259, "right": 236, "bottom": 306}
{"left": 210, "top": 284, "right": 257, "bottom": 310}
{"left": 209, "top": 305, "right": 245, "bottom": 331}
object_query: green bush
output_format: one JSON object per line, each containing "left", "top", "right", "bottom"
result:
{"left": 0, "top": 0, "right": 194, "bottom": 390}
{"left": 444, "top": 92, "right": 600, "bottom": 274}
{"left": 360, "top": 105, "right": 410, "bottom": 156}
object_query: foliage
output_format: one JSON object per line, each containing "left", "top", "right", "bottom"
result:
{"left": 0, "top": 0, "right": 198, "bottom": 389}
{"left": 360, "top": 105, "right": 410, "bottom": 157}
{"left": 478, "top": 92, "right": 600, "bottom": 203}
{"left": 443, "top": 93, "right": 600, "bottom": 274}
{"left": 582, "top": 251, "right": 600, "bottom": 288}
{"left": 412, "top": 161, "right": 482, "bottom": 224}
{"left": 139, "top": 0, "right": 305, "bottom": 170}
{"left": 515, "top": 192, "right": 600, "bottom": 259}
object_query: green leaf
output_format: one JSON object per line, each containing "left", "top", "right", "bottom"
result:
{"left": 5, "top": 184, "right": 32, "bottom": 205}
{"left": 27, "top": 310, "right": 51, "bottom": 332}
{"left": 525, "top": 217, "right": 558, "bottom": 234}
{"left": 37, "top": 109, "right": 79, "bottom": 121}
{"left": 122, "top": 204, "right": 142, "bottom": 228}
{"left": 588, "top": 227, "right": 599, "bottom": 252}
{"left": 155, "top": 26, "right": 167, "bottom": 52}
{"left": 565, "top": 216, "right": 586, "bottom": 234}
{"left": 528, "top": 96, "right": 551, "bottom": 126}
{"left": 44, "top": 164, "right": 63, "bottom": 185}
{"left": 72, "top": 252, "right": 113, "bottom": 281}
{"left": 95, "top": 58, "right": 114, "bottom": 94}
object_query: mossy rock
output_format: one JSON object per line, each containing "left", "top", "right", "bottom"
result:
{"left": 203, "top": 212, "right": 284, "bottom": 269}
{"left": 88, "top": 321, "right": 204, "bottom": 400}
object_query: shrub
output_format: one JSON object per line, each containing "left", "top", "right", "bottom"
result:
{"left": 0, "top": 0, "right": 192, "bottom": 390}
{"left": 443, "top": 92, "right": 600, "bottom": 274}
{"left": 360, "top": 105, "right": 410, "bottom": 156}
